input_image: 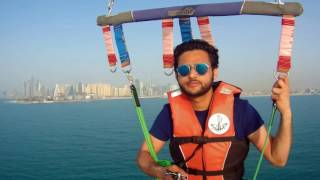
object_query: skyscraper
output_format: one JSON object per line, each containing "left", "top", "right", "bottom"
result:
{"left": 53, "top": 84, "right": 65, "bottom": 100}
{"left": 24, "top": 77, "right": 36, "bottom": 98}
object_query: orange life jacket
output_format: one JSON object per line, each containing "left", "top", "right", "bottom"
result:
{"left": 168, "top": 81, "right": 249, "bottom": 180}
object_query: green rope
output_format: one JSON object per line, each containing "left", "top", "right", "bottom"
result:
{"left": 135, "top": 105, "right": 159, "bottom": 161}
{"left": 252, "top": 104, "right": 277, "bottom": 180}
{"left": 130, "top": 84, "right": 172, "bottom": 167}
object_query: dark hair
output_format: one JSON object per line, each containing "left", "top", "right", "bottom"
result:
{"left": 173, "top": 39, "right": 219, "bottom": 70}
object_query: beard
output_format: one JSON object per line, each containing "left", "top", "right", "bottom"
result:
{"left": 178, "top": 77, "right": 213, "bottom": 97}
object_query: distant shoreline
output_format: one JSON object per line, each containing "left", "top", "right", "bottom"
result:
{"left": 242, "top": 93, "right": 319, "bottom": 98}
{"left": 4, "top": 94, "right": 319, "bottom": 104}
{"left": 6, "top": 96, "right": 166, "bottom": 104}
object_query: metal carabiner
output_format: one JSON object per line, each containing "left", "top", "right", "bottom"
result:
{"left": 165, "top": 171, "right": 187, "bottom": 180}
{"left": 125, "top": 72, "right": 134, "bottom": 86}
{"left": 107, "top": 0, "right": 115, "bottom": 16}
{"left": 273, "top": 71, "right": 289, "bottom": 81}
{"left": 109, "top": 66, "right": 117, "bottom": 73}
{"left": 164, "top": 68, "right": 174, "bottom": 76}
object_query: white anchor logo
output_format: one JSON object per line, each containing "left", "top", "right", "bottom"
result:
{"left": 208, "top": 113, "right": 230, "bottom": 135}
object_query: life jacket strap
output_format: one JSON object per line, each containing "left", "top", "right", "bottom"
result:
{"left": 172, "top": 136, "right": 237, "bottom": 145}
{"left": 185, "top": 162, "right": 243, "bottom": 176}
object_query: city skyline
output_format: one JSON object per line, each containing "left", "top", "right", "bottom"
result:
{"left": 2, "top": 77, "right": 179, "bottom": 100}
{"left": 2, "top": 76, "right": 319, "bottom": 100}
{"left": 0, "top": 0, "right": 319, "bottom": 94}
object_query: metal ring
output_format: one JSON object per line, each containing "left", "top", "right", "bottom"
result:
{"left": 164, "top": 68, "right": 174, "bottom": 76}
{"left": 109, "top": 66, "right": 117, "bottom": 73}
{"left": 122, "top": 65, "right": 132, "bottom": 74}
{"left": 273, "top": 71, "right": 289, "bottom": 81}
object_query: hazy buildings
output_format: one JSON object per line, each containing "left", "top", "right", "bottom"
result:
{"left": 24, "top": 77, "right": 47, "bottom": 99}
{"left": 5, "top": 77, "right": 320, "bottom": 102}
{"left": 10, "top": 77, "right": 180, "bottom": 102}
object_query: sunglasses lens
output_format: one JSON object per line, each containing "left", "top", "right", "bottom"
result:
{"left": 196, "top": 63, "right": 209, "bottom": 75}
{"left": 177, "top": 65, "right": 190, "bottom": 76}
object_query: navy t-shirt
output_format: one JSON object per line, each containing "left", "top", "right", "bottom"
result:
{"left": 150, "top": 97, "right": 264, "bottom": 141}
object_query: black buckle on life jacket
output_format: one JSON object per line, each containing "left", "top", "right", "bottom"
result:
{"left": 192, "top": 136, "right": 207, "bottom": 144}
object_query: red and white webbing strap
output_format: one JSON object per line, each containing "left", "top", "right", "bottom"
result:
{"left": 277, "top": 15, "right": 295, "bottom": 73}
{"left": 162, "top": 19, "right": 174, "bottom": 75}
{"left": 102, "top": 25, "right": 118, "bottom": 72}
{"left": 197, "top": 16, "right": 214, "bottom": 46}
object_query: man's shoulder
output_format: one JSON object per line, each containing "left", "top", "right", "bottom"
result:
{"left": 234, "top": 96, "right": 249, "bottom": 107}
{"left": 164, "top": 103, "right": 170, "bottom": 107}
{"left": 159, "top": 103, "right": 172, "bottom": 116}
{"left": 233, "top": 96, "right": 260, "bottom": 115}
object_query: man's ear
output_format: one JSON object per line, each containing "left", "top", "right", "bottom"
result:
{"left": 213, "top": 68, "right": 218, "bottom": 80}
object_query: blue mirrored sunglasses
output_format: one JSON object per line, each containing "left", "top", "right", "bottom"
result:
{"left": 176, "top": 63, "right": 210, "bottom": 77}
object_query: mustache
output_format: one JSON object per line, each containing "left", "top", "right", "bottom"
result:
{"left": 187, "top": 80, "right": 201, "bottom": 84}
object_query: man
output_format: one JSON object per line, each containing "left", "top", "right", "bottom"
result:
{"left": 136, "top": 39, "right": 292, "bottom": 180}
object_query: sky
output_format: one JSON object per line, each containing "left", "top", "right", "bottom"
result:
{"left": 0, "top": 0, "right": 319, "bottom": 94}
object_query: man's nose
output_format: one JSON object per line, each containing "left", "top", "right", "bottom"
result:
{"left": 189, "top": 67, "right": 199, "bottom": 78}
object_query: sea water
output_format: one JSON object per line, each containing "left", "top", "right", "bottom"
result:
{"left": 0, "top": 96, "right": 319, "bottom": 179}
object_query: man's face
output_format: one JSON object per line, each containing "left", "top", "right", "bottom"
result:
{"left": 176, "top": 49, "right": 217, "bottom": 97}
